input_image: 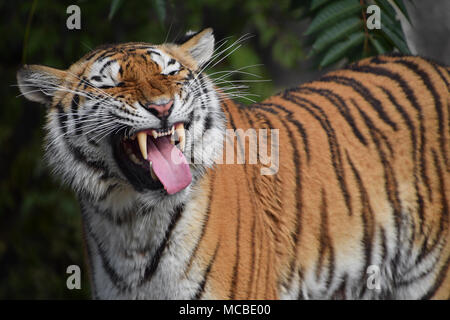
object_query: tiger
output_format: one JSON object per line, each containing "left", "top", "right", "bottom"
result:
{"left": 17, "top": 28, "right": 450, "bottom": 299}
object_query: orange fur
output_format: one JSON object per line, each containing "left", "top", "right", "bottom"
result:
{"left": 187, "top": 55, "right": 450, "bottom": 299}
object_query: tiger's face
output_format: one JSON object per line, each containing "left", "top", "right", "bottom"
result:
{"left": 17, "top": 29, "right": 225, "bottom": 204}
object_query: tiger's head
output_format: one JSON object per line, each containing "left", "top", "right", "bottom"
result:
{"left": 17, "top": 29, "right": 225, "bottom": 208}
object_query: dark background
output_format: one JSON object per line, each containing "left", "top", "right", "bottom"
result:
{"left": 1, "top": 0, "right": 448, "bottom": 299}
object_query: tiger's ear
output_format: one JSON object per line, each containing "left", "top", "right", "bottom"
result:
{"left": 179, "top": 28, "right": 214, "bottom": 67}
{"left": 17, "top": 65, "right": 67, "bottom": 104}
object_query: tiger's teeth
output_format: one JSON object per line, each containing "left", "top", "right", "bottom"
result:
{"left": 149, "top": 161, "right": 157, "bottom": 180}
{"left": 174, "top": 123, "right": 185, "bottom": 152}
{"left": 137, "top": 131, "right": 148, "bottom": 160}
{"left": 169, "top": 125, "right": 176, "bottom": 145}
{"left": 151, "top": 130, "right": 158, "bottom": 139}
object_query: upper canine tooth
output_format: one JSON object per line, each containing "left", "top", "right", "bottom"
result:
{"left": 174, "top": 123, "right": 185, "bottom": 152}
{"left": 137, "top": 131, "right": 148, "bottom": 160}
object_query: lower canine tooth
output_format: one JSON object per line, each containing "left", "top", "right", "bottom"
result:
{"left": 149, "top": 161, "right": 157, "bottom": 180}
{"left": 174, "top": 123, "right": 185, "bottom": 152}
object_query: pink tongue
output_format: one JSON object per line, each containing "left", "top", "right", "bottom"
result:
{"left": 147, "top": 136, "right": 192, "bottom": 195}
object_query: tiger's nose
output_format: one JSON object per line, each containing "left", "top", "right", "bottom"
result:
{"left": 144, "top": 100, "right": 174, "bottom": 119}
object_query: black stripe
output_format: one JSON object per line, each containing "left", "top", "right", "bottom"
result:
{"left": 81, "top": 208, "right": 130, "bottom": 292}
{"left": 379, "top": 86, "right": 417, "bottom": 161}
{"left": 99, "top": 59, "right": 116, "bottom": 75}
{"left": 343, "top": 63, "right": 432, "bottom": 201}
{"left": 194, "top": 240, "right": 220, "bottom": 300}
{"left": 346, "top": 152, "right": 375, "bottom": 298}
{"left": 203, "top": 114, "right": 213, "bottom": 131}
{"left": 198, "top": 73, "right": 208, "bottom": 95}
{"left": 431, "top": 149, "right": 449, "bottom": 246}
{"left": 397, "top": 255, "right": 440, "bottom": 287}
{"left": 319, "top": 75, "right": 397, "bottom": 131}
{"left": 315, "top": 188, "right": 335, "bottom": 290}
{"left": 294, "top": 86, "right": 368, "bottom": 146}
{"left": 98, "top": 183, "right": 118, "bottom": 201}
{"left": 64, "top": 141, "right": 113, "bottom": 179}
{"left": 283, "top": 92, "right": 353, "bottom": 217}
{"left": 139, "top": 204, "right": 184, "bottom": 284}
{"left": 90, "top": 75, "right": 102, "bottom": 82}
{"left": 87, "top": 196, "right": 147, "bottom": 226}
{"left": 256, "top": 102, "right": 310, "bottom": 162}
{"left": 79, "top": 203, "right": 98, "bottom": 298}
{"left": 124, "top": 45, "right": 154, "bottom": 50}
{"left": 395, "top": 59, "right": 448, "bottom": 171}
{"left": 184, "top": 174, "right": 214, "bottom": 276}
{"left": 233, "top": 105, "right": 283, "bottom": 297}
{"left": 229, "top": 193, "right": 241, "bottom": 299}
{"left": 148, "top": 50, "right": 161, "bottom": 56}
{"left": 379, "top": 227, "right": 388, "bottom": 266}
{"left": 429, "top": 62, "right": 449, "bottom": 87}
{"left": 330, "top": 273, "right": 348, "bottom": 299}
{"left": 97, "top": 50, "right": 118, "bottom": 62}
{"left": 378, "top": 85, "right": 424, "bottom": 233}
{"left": 233, "top": 106, "right": 259, "bottom": 298}
{"left": 413, "top": 149, "right": 449, "bottom": 269}
{"left": 247, "top": 209, "right": 257, "bottom": 298}
{"left": 352, "top": 99, "right": 402, "bottom": 260}
{"left": 421, "top": 256, "right": 450, "bottom": 299}
{"left": 71, "top": 94, "right": 83, "bottom": 135}
{"left": 221, "top": 100, "right": 237, "bottom": 130}
{"left": 174, "top": 31, "right": 200, "bottom": 45}
{"left": 296, "top": 269, "right": 305, "bottom": 299}
{"left": 96, "top": 85, "right": 115, "bottom": 89}
{"left": 57, "top": 103, "right": 68, "bottom": 134}
{"left": 252, "top": 103, "right": 305, "bottom": 287}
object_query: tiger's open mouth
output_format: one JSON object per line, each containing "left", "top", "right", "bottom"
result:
{"left": 112, "top": 123, "right": 192, "bottom": 194}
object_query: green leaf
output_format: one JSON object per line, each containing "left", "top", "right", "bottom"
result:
{"left": 374, "top": 0, "right": 397, "bottom": 21}
{"left": 108, "top": 0, "right": 123, "bottom": 20}
{"left": 319, "top": 31, "right": 365, "bottom": 67}
{"left": 378, "top": 6, "right": 404, "bottom": 39}
{"left": 305, "top": 0, "right": 361, "bottom": 35}
{"left": 381, "top": 22, "right": 411, "bottom": 53}
{"left": 151, "top": 0, "right": 166, "bottom": 24}
{"left": 310, "top": 0, "right": 331, "bottom": 11}
{"left": 369, "top": 35, "right": 390, "bottom": 54}
{"left": 309, "top": 17, "right": 362, "bottom": 56}
{"left": 392, "top": 0, "right": 411, "bottom": 23}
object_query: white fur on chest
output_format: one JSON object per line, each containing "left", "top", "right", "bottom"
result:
{"left": 82, "top": 184, "right": 210, "bottom": 299}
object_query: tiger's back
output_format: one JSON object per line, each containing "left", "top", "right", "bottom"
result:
{"left": 195, "top": 54, "right": 450, "bottom": 299}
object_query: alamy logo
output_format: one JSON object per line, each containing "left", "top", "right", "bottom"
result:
{"left": 66, "top": 5, "right": 81, "bottom": 30}
{"left": 66, "top": 265, "right": 81, "bottom": 290}
{"left": 366, "top": 5, "right": 381, "bottom": 30}
{"left": 366, "top": 265, "right": 381, "bottom": 290}
{"left": 169, "top": 128, "right": 280, "bottom": 175}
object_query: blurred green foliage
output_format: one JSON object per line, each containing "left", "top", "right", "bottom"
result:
{"left": 305, "top": 0, "right": 410, "bottom": 67}
{"left": 1, "top": 0, "right": 409, "bottom": 299}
